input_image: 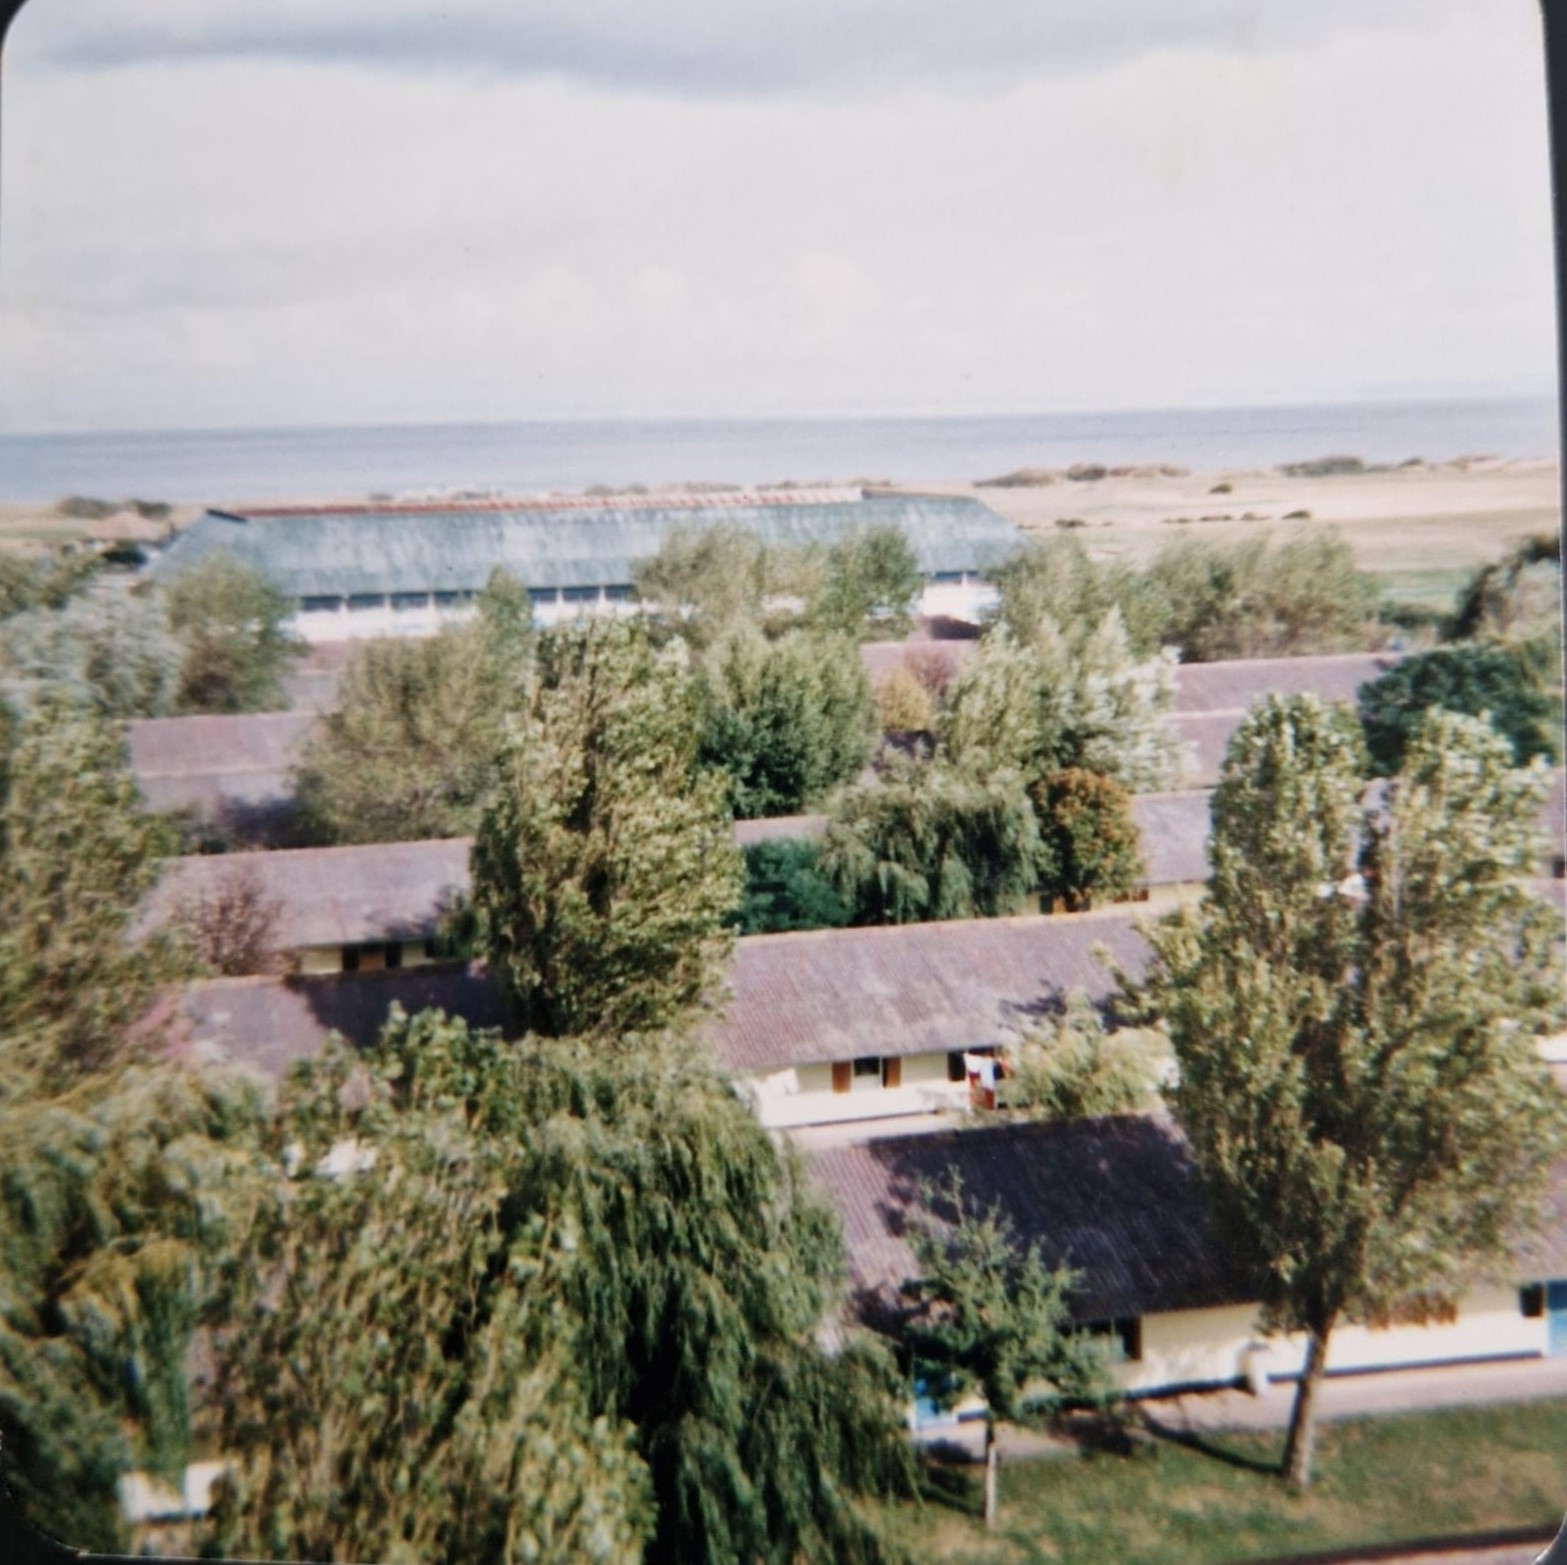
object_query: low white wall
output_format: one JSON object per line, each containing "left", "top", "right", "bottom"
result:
{"left": 1118, "top": 1283, "right": 1547, "bottom": 1395}
{"left": 745, "top": 1053, "right": 966, "bottom": 1129}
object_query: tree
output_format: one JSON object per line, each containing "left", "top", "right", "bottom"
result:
{"left": 696, "top": 625, "right": 876, "bottom": 816}
{"left": 210, "top": 1009, "right": 912, "bottom": 1565}
{"left": 1031, "top": 768, "right": 1143, "bottom": 911}
{"left": 820, "top": 755, "right": 1041, "bottom": 925}
{"left": 164, "top": 554, "right": 299, "bottom": 713}
{"left": 0, "top": 593, "right": 184, "bottom": 718}
{"left": 1145, "top": 528, "right": 1380, "bottom": 662}
{"left": 939, "top": 614, "right": 1178, "bottom": 793}
{"left": 1449, "top": 532, "right": 1561, "bottom": 645}
{"left": 633, "top": 521, "right": 771, "bottom": 644}
{"left": 0, "top": 1065, "right": 268, "bottom": 1553}
{"left": 810, "top": 524, "right": 925, "bottom": 638}
{"left": 0, "top": 698, "right": 182, "bottom": 1085}
{"left": 172, "top": 862, "right": 283, "bottom": 976}
{"left": 0, "top": 546, "right": 103, "bottom": 622}
{"left": 873, "top": 664, "right": 936, "bottom": 734}
{"left": 902, "top": 1174, "right": 1111, "bottom": 1529}
{"left": 1131, "top": 695, "right": 1567, "bottom": 1491}
{"left": 990, "top": 535, "right": 1164, "bottom": 658}
{"left": 733, "top": 839, "right": 853, "bottom": 935}
{"left": 1000, "top": 994, "right": 1155, "bottom": 1121}
{"left": 1358, "top": 640, "right": 1563, "bottom": 774}
{"left": 472, "top": 619, "right": 743, "bottom": 1037}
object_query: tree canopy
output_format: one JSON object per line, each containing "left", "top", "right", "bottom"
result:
{"left": 1358, "top": 640, "right": 1563, "bottom": 774}
{"left": 164, "top": 554, "right": 300, "bottom": 713}
{"left": 809, "top": 523, "right": 925, "bottom": 638}
{"left": 1131, "top": 694, "right": 1567, "bottom": 1490}
{"left": 1031, "top": 767, "right": 1144, "bottom": 911}
{"left": 732, "top": 839, "right": 852, "bottom": 935}
{"left": 472, "top": 619, "right": 742, "bottom": 1037}
{"left": 696, "top": 625, "right": 876, "bottom": 817}
{"left": 210, "top": 1010, "right": 912, "bottom": 1565}
{"left": 632, "top": 522, "right": 771, "bottom": 645}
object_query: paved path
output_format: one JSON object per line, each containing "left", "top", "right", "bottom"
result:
{"left": 916, "top": 1355, "right": 1567, "bottom": 1462}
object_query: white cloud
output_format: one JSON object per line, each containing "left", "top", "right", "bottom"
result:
{"left": 0, "top": 0, "right": 1554, "bottom": 430}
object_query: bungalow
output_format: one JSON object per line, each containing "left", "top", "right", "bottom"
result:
{"left": 807, "top": 1114, "right": 1567, "bottom": 1398}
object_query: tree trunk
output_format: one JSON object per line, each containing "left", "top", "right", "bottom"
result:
{"left": 1282, "top": 1322, "right": 1333, "bottom": 1491}
{"left": 983, "top": 1419, "right": 1000, "bottom": 1529}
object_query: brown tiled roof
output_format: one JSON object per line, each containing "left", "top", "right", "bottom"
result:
{"left": 1169, "top": 653, "right": 1400, "bottom": 715}
{"left": 138, "top": 838, "right": 472, "bottom": 950}
{"left": 807, "top": 1115, "right": 1250, "bottom": 1321}
{"left": 165, "top": 964, "right": 506, "bottom": 1079}
{"left": 704, "top": 910, "right": 1152, "bottom": 1074}
{"left": 808, "top": 1115, "right": 1567, "bottom": 1323}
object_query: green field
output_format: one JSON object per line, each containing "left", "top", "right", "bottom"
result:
{"left": 880, "top": 1400, "right": 1567, "bottom": 1565}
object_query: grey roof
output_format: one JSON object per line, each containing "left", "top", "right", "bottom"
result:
{"left": 149, "top": 493, "right": 1021, "bottom": 598}
{"left": 703, "top": 910, "right": 1153, "bottom": 1074}
{"left": 1129, "top": 791, "right": 1213, "bottom": 886}
{"left": 126, "top": 712, "right": 315, "bottom": 831}
{"left": 1169, "top": 653, "right": 1401, "bottom": 715}
{"left": 137, "top": 838, "right": 471, "bottom": 950}
{"left": 162, "top": 965, "right": 506, "bottom": 1080}
{"left": 807, "top": 1115, "right": 1249, "bottom": 1321}
{"left": 808, "top": 1115, "right": 1567, "bottom": 1322}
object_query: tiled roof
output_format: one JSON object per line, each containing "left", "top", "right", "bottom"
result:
{"left": 703, "top": 910, "right": 1152, "bottom": 1074}
{"left": 808, "top": 1114, "right": 1567, "bottom": 1322}
{"left": 1169, "top": 653, "right": 1401, "bottom": 715}
{"left": 126, "top": 712, "right": 315, "bottom": 828}
{"left": 137, "top": 837, "right": 471, "bottom": 950}
{"left": 806, "top": 1115, "right": 1249, "bottom": 1321}
{"left": 1129, "top": 791, "right": 1212, "bottom": 886}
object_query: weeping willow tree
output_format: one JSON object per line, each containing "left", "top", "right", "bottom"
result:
{"left": 819, "top": 753, "right": 1042, "bottom": 925}
{"left": 210, "top": 1008, "right": 914, "bottom": 1565}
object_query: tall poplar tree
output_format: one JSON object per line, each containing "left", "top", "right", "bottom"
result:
{"left": 472, "top": 619, "right": 742, "bottom": 1037}
{"left": 1133, "top": 695, "right": 1566, "bottom": 1490}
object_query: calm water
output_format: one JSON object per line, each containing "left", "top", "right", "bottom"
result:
{"left": 0, "top": 396, "right": 1557, "bottom": 506}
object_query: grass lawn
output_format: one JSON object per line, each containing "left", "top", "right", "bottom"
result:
{"left": 878, "top": 1399, "right": 1567, "bottom": 1565}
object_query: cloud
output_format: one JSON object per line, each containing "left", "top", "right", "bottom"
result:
{"left": 14, "top": 0, "right": 1479, "bottom": 94}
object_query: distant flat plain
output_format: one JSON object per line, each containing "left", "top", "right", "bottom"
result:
{"left": 1, "top": 460, "right": 1557, "bottom": 613}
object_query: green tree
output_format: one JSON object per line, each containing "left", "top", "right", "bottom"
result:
{"left": 1131, "top": 695, "right": 1567, "bottom": 1491}
{"left": 810, "top": 524, "right": 925, "bottom": 638}
{"left": 164, "top": 554, "right": 299, "bottom": 713}
{"left": 1449, "top": 532, "right": 1561, "bottom": 645}
{"left": 633, "top": 521, "right": 771, "bottom": 644}
{"left": 939, "top": 614, "right": 1178, "bottom": 792}
{"left": 733, "top": 839, "right": 853, "bottom": 935}
{"left": 211, "top": 1009, "right": 912, "bottom": 1565}
{"left": 0, "top": 1065, "right": 268, "bottom": 1553}
{"left": 0, "top": 593, "right": 184, "bottom": 718}
{"left": 903, "top": 1174, "right": 1111, "bottom": 1529}
{"left": 1146, "top": 528, "right": 1380, "bottom": 662}
{"left": 472, "top": 619, "right": 742, "bottom": 1037}
{"left": 873, "top": 664, "right": 937, "bottom": 734}
{"left": 820, "top": 756, "right": 1041, "bottom": 925}
{"left": 0, "top": 546, "right": 103, "bottom": 622}
{"left": 1358, "top": 640, "right": 1563, "bottom": 774}
{"left": 1032, "top": 767, "right": 1143, "bottom": 910}
{"left": 990, "top": 535, "right": 1165, "bottom": 658}
{"left": 697, "top": 625, "right": 876, "bottom": 816}
{"left": 1000, "top": 994, "right": 1155, "bottom": 1121}
{"left": 0, "top": 699, "right": 182, "bottom": 1084}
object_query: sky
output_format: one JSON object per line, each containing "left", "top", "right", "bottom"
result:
{"left": 0, "top": 0, "right": 1557, "bottom": 433}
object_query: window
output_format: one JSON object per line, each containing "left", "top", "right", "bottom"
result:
{"left": 930, "top": 570, "right": 963, "bottom": 584}
{"left": 385, "top": 942, "right": 403, "bottom": 970}
{"left": 432, "top": 590, "right": 471, "bottom": 608}
{"left": 300, "top": 594, "right": 344, "bottom": 613}
{"left": 347, "top": 593, "right": 385, "bottom": 612}
{"left": 390, "top": 591, "right": 430, "bottom": 611}
{"left": 947, "top": 1051, "right": 966, "bottom": 1083}
{"left": 562, "top": 585, "right": 599, "bottom": 604}
{"left": 1083, "top": 1317, "right": 1142, "bottom": 1363}
{"left": 528, "top": 587, "right": 558, "bottom": 605}
{"left": 602, "top": 584, "right": 634, "bottom": 602}
{"left": 423, "top": 938, "right": 439, "bottom": 959}
{"left": 341, "top": 945, "right": 361, "bottom": 973}
{"left": 852, "top": 1056, "right": 880, "bottom": 1078}
{"left": 1521, "top": 1284, "right": 1545, "bottom": 1319}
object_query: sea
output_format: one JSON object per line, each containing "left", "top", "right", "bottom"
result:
{"left": 0, "top": 395, "right": 1557, "bottom": 507}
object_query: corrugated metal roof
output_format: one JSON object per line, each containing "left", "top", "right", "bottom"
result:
{"left": 148, "top": 494, "right": 1021, "bottom": 599}
{"left": 703, "top": 910, "right": 1153, "bottom": 1074}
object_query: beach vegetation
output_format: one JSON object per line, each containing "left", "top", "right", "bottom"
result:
{"left": 1448, "top": 531, "right": 1562, "bottom": 645}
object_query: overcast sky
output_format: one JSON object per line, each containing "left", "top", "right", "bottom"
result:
{"left": 0, "top": 0, "right": 1557, "bottom": 433}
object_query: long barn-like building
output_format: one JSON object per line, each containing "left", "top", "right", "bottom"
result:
{"left": 147, "top": 489, "right": 1018, "bottom": 641}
